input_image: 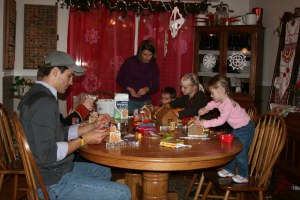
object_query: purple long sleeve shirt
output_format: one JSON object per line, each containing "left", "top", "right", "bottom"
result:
{"left": 116, "top": 56, "right": 160, "bottom": 101}
{"left": 203, "top": 97, "right": 250, "bottom": 129}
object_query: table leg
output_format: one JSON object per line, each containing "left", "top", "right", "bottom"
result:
{"left": 125, "top": 173, "right": 142, "bottom": 200}
{"left": 142, "top": 172, "right": 169, "bottom": 200}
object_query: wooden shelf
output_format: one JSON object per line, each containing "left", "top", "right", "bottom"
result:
{"left": 198, "top": 72, "right": 250, "bottom": 79}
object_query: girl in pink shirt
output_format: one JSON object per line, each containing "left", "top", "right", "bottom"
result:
{"left": 195, "top": 75, "right": 254, "bottom": 184}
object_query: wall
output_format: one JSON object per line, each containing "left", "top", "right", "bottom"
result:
{"left": 250, "top": 0, "right": 299, "bottom": 86}
{"left": 209, "top": 0, "right": 250, "bottom": 16}
{"left": 0, "top": 0, "right": 69, "bottom": 114}
{"left": 250, "top": 0, "right": 299, "bottom": 112}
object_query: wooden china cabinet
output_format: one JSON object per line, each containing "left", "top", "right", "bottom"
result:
{"left": 194, "top": 25, "right": 264, "bottom": 110}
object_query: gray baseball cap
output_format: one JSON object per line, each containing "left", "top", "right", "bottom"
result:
{"left": 45, "top": 51, "right": 86, "bottom": 76}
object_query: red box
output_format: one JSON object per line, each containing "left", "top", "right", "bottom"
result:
{"left": 136, "top": 125, "right": 157, "bottom": 137}
{"left": 220, "top": 134, "right": 234, "bottom": 143}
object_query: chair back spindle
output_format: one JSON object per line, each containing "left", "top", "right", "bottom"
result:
{"left": 248, "top": 112, "right": 287, "bottom": 187}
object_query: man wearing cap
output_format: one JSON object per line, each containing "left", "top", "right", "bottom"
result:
{"left": 18, "top": 51, "right": 131, "bottom": 199}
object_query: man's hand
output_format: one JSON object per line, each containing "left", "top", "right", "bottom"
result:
{"left": 82, "top": 128, "right": 109, "bottom": 145}
{"left": 92, "top": 114, "right": 111, "bottom": 129}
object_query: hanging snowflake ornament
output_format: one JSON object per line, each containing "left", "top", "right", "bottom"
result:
{"left": 84, "top": 28, "right": 99, "bottom": 44}
{"left": 169, "top": 6, "right": 185, "bottom": 38}
{"left": 203, "top": 54, "right": 216, "bottom": 69}
{"left": 164, "top": 30, "right": 168, "bottom": 58}
{"left": 228, "top": 52, "right": 246, "bottom": 70}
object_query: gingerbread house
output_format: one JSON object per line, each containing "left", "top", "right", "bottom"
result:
{"left": 155, "top": 106, "right": 178, "bottom": 128}
{"left": 140, "top": 104, "right": 156, "bottom": 120}
{"left": 106, "top": 125, "right": 122, "bottom": 143}
{"left": 187, "top": 121, "right": 205, "bottom": 136}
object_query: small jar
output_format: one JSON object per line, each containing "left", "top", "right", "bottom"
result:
{"left": 214, "top": 7, "right": 222, "bottom": 25}
{"left": 215, "top": 6, "right": 229, "bottom": 25}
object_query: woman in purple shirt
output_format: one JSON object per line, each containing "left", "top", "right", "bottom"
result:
{"left": 117, "top": 40, "right": 160, "bottom": 114}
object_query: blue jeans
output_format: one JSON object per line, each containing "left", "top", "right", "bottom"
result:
{"left": 38, "top": 162, "right": 131, "bottom": 200}
{"left": 128, "top": 99, "right": 151, "bottom": 115}
{"left": 224, "top": 120, "right": 255, "bottom": 178}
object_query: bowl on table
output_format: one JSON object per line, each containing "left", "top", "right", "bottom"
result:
{"left": 219, "top": 133, "right": 234, "bottom": 143}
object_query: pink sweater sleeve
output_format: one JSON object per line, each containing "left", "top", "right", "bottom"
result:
{"left": 203, "top": 98, "right": 250, "bottom": 129}
{"left": 205, "top": 101, "right": 221, "bottom": 111}
{"left": 203, "top": 101, "right": 231, "bottom": 128}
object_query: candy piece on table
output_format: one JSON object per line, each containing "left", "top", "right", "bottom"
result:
{"left": 160, "top": 138, "right": 184, "bottom": 148}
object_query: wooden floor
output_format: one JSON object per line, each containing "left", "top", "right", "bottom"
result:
{"left": 1, "top": 171, "right": 299, "bottom": 200}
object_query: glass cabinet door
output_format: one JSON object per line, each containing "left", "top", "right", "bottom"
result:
{"left": 225, "top": 32, "right": 252, "bottom": 95}
{"left": 197, "top": 32, "right": 221, "bottom": 88}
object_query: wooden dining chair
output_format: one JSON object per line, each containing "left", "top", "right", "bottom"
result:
{"left": 194, "top": 112, "right": 287, "bottom": 200}
{"left": 0, "top": 104, "right": 26, "bottom": 200}
{"left": 12, "top": 112, "right": 50, "bottom": 200}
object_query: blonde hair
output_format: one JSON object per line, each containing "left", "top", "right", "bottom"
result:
{"left": 207, "top": 74, "right": 231, "bottom": 96}
{"left": 181, "top": 73, "right": 204, "bottom": 92}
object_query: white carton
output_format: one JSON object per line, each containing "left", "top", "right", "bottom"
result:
{"left": 114, "top": 93, "right": 129, "bottom": 119}
{"left": 96, "top": 99, "right": 114, "bottom": 117}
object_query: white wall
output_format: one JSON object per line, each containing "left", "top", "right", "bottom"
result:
{"left": 14, "top": 0, "right": 69, "bottom": 75}
{"left": 10, "top": 0, "right": 69, "bottom": 114}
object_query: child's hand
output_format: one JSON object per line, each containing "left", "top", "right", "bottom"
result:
{"left": 198, "top": 108, "right": 208, "bottom": 116}
{"left": 194, "top": 119, "right": 204, "bottom": 127}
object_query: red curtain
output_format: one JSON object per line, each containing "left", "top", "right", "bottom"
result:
{"left": 67, "top": 8, "right": 135, "bottom": 110}
{"left": 67, "top": 9, "right": 195, "bottom": 109}
{"left": 139, "top": 13, "right": 195, "bottom": 105}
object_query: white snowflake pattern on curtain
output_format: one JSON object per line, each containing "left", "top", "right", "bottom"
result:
{"left": 109, "top": 56, "right": 124, "bottom": 72}
{"left": 82, "top": 71, "right": 100, "bottom": 92}
{"left": 143, "top": 23, "right": 155, "bottom": 40}
{"left": 84, "top": 28, "right": 100, "bottom": 44}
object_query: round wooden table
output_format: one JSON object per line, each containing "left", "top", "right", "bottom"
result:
{"left": 80, "top": 135, "right": 242, "bottom": 200}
